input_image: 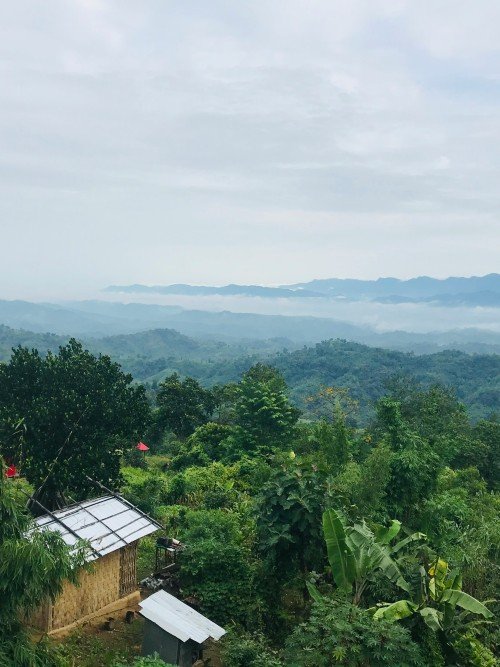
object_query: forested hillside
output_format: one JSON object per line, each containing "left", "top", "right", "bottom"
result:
{"left": 1, "top": 341, "right": 498, "bottom": 666}
{"left": 1, "top": 324, "right": 498, "bottom": 422}
{"left": 273, "top": 341, "right": 499, "bottom": 421}
{"left": 154, "top": 340, "right": 500, "bottom": 422}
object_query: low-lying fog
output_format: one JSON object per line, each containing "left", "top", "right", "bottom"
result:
{"left": 83, "top": 292, "right": 500, "bottom": 334}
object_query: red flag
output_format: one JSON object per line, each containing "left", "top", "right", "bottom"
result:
{"left": 136, "top": 442, "right": 149, "bottom": 452}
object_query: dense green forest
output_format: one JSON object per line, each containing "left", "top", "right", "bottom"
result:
{"left": 165, "top": 340, "right": 499, "bottom": 422}
{"left": 1, "top": 324, "right": 498, "bottom": 423}
{"left": 0, "top": 340, "right": 498, "bottom": 666}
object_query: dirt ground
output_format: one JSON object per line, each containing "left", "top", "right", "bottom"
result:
{"left": 53, "top": 601, "right": 222, "bottom": 667}
{"left": 53, "top": 608, "right": 143, "bottom": 666}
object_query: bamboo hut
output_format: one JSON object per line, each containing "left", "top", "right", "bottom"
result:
{"left": 29, "top": 494, "right": 161, "bottom": 634}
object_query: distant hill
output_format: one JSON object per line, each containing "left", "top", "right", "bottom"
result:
{"left": 285, "top": 273, "right": 500, "bottom": 299}
{"left": 0, "top": 325, "right": 498, "bottom": 422}
{"left": 104, "top": 273, "right": 500, "bottom": 306}
{"left": 1, "top": 299, "right": 500, "bottom": 355}
{"left": 0, "top": 324, "right": 293, "bottom": 377}
{"left": 375, "top": 291, "right": 500, "bottom": 307}
{"left": 0, "top": 324, "right": 68, "bottom": 360}
{"left": 94, "top": 328, "right": 205, "bottom": 358}
{"left": 164, "top": 339, "right": 500, "bottom": 423}
{"left": 0, "top": 300, "right": 146, "bottom": 337}
{"left": 271, "top": 340, "right": 499, "bottom": 421}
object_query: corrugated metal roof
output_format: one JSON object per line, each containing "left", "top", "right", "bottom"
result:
{"left": 35, "top": 495, "right": 161, "bottom": 560}
{"left": 139, "top": 590, "right": 226, "bottom": 644}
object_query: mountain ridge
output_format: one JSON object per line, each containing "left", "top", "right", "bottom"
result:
{"left": 1, "top": 300, "right": 499, "bottom": 355}
{"left": 104, "top": 273, "right": 500, "bottom": 302}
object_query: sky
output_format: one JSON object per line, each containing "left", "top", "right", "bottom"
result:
{"left": 1, "top": 0, "right": 500, "bottom": 299}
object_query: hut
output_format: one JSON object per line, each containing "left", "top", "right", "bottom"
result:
{"left": 30, "top": 494, "right": 161, "bottom": 634}
{"left": 139, "top": 590, "right": 226, "bottom": 666}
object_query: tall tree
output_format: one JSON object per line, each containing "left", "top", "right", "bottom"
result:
{"left": 469, "top": 419, "right": 500, "bottom": 490}
{"left": 375, "top": 399, "right": 440, "bottom": 520}
{"left": 233, "top": 364, "right": 299, "bottom": 455}
{"left": 0, "top": 340, "right": 150, "bottom": 509}
{"left": 156, "top": 373, "right": 215, "bottom": 438}
{"left": 256, "top": 459, "right": 327, "bottom": 581}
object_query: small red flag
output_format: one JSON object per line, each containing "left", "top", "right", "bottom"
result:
{"left": 136, "top": 442, "right": 149, "bottom": 451}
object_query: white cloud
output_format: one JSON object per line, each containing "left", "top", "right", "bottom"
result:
{"left": 0, "top": 0, "right": 499, "bottom": 298}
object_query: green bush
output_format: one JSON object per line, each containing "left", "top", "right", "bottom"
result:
{"left": 284, "top": 597, "right": 424, "bottom": 667}
{"left": 220, "top": 630, "right": 282, "bottom": 667}
{"left": 179, "top": 509, "right": 257, "bottom": 626}
{"left": 121, "top": 467, "right": 169, "bottom": 516}
{"left": 165, "top": 462, "right": 240, "bottom": 509}
{"left": 451, "top": 632, "right": 498, "bottom": 667}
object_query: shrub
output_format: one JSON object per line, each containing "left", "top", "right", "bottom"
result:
{"left": 179, "top": 510, "right": 256, "bottom": 626}
{"left": 451, "top": 632, "right": 498, "bottom": 667}
{"left": 284, "top": 597, "right": 423, "bottom": 667}
{"left": 220, "top": 630, "right": 282, "bottom": 667}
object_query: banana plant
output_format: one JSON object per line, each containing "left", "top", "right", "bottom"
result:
{"left": 372, "top": 557, "right": 494, "bottom": 633}
{"left": 308, "top": 508, "right": 426, "bottom": 606}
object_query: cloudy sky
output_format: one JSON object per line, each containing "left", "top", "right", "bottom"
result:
{"left": 1, "top": 1, "right": 499, "bottom": 299}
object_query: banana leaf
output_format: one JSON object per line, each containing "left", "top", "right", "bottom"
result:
{"left": 322, "top": 509, "right": 356, "bottom": 590}
{"left": 440, "top": 589, "right": 494, "bottom": 618}
{"left": 372, "top": 599, "right": 417, "bottom": 622}
{"left": 392, "top": 532, "right": 427, "bottom": 554}
{"left": 419, "top": 606, "right": 442, "bottom": 631}
{"left": 374, "top": 520, "right": 402, "bottom": 545}
{"left": 366, "top": 539, "right": 410, "bottom": 593}
{"left": 446, "top": 568, "right": 462, "bottom": 591}
{"left": 306, "top": 581, "right": 323, "bottom": 603}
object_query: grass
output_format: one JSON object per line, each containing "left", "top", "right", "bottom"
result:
{"left": 55, "top": 615, "right": 143, "bottom": 666}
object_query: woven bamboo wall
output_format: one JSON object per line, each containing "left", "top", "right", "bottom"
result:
{"left": 51, "top": 549, "right": 121, "bottom": 630}
{"left": 119, "top": 542, "right": 138, "bottom": 597}
{"left": 29, "top": 540, "right": 142, "bottom": 633}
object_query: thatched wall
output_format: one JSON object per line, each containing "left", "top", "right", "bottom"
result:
{"left": 119, "top": 542, "right": 138, "bottom": 597}
{"left": 30, "top": 541, "right": 140, "bottom": 633}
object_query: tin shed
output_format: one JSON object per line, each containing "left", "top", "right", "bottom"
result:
{"left": 30, "top": 495, "right": 161, "bottom": 634}
{"left": 139, "top": 590, "right": 226, "bottom": 667}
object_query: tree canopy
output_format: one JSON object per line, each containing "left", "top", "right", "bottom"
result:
{"left": 0, "top": 340, "right": 149, "bottom": 509}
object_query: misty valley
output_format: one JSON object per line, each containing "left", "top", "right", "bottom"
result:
{"left": 1, "top": 273, "right": 499, "bottom": 666}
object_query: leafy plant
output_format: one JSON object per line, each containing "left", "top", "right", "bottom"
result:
{"left": 284, "top": 596, "right": 423, "bottom": 666}
{"left": 220, "top": 630, "right": 282, "bottom": 667}
{"left": 372, "top": 557, "right": 493, "bottom": 627}
{"left": 179, "top": 509, "right": 256, "bottom": 626}
{"left": 309, "top": 509, "right": 425, "bottom": 605}
{"left": 115, "top": 655, "right": 174, "bottom": 666}
{"left": 256, "top": 459, "right": 328, "bottom": 581}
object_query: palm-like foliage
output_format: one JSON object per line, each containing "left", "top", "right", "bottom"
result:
{"left": 372, "top": 557, "right": 494, "bottom": 633}
{"left": 310, "top": 508, "right": 425, "bottom": 605}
